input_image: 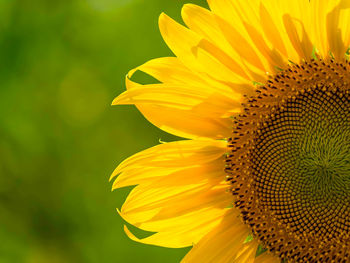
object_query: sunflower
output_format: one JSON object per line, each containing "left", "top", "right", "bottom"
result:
{"left": 111, "top": 1, "right": 350, "bottom": 262}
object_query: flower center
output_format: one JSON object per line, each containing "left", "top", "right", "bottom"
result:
{"left": 226, "top": 59, "right": 350, "bottom": 262}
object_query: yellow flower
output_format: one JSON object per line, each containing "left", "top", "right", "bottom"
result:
{"left": 112, "top": 1, "right": 350, "bottom": 262}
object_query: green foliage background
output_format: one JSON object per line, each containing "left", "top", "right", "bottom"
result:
{"left": 0, "top": 0, "right": 207, "bottom": 262}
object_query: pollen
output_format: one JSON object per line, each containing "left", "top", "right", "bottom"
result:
{"left": 226, "top": 59, "right": 350, "bottom": 263}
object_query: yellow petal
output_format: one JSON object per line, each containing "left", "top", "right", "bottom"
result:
{"left": 211, "top": 15, "right": 267, "bottom": 77}
{"left": 181, "top": 4, "right": 234, "bottom": 56}
{"left": 208, "top": 0, "right": 315, "bottom": 65}
{"left": 128, "top": 57, "right": 238, "bottom": 98}
{"left": 114, "top": 139, "right": 232, "bottom": 248}
{"left": 260, "top": 0, "right": 313, "bottom": 62}
{"left": 338, "top": 1, "right": 350, "bottom": 57}
{"left": 255, "top": 251, "right": 280, "bottom": 263}
{"left": 121, "top": 187, "right": 230, "bottom": 248}
{"left": 282, "top": 13, "right": 313, "bottom": 60}
{"left": 123, "top": 204, "right": 224, "bottom": 248}
{"left": 114, "top": 83, "right": 213, "bottom": 109}
{"left": 181, "top": 209, "right": 254, "bottom": 263}
{"left": 111, "top": 139, "right": 227, "bottom": 188}
{"left": 208, "top": 0, "right": 289, "bottom": 71}
{"left": 134, "top": 104, "right": 233, "bottom": 139}
{"left": 235, "top": 240, "right": 260, "bottom": 263}
{"left": 120, "top": 167, "right": 228, "bottom": 225}
{"left": 259, "top": 3, "right": 287, "bottom": 57}
{"left": 181, "top": 4, "right": 266, "bottom": 81}
{"left": 128, "top": 57, "right": 202, "bottom": 85}
{"left": 242, "top": 21, "right": 286, "bottom": 71}
{"left": 113, "top": 73, "right": 240, "bottom": 139}
{"left": 114, "top": 78, "right": 241, "bottom": 116}
{"left": 326, "top": 0, "right": 350, "bottom": 59}
{"left": 158, "top": 12, "right": 253, "bottom": 89}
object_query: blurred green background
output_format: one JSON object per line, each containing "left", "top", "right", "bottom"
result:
{"left": 0, "top": 0, "right": 207, "bottom": 262}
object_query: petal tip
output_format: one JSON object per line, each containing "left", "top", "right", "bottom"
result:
{"left": 111, "top": 96, "right": 121, "bottom": 105}
{"left": 158, "top": 12, "right": 172, "bottom": 34}
{"left": 123, "top": 225, "right": 141, "bottom": 243}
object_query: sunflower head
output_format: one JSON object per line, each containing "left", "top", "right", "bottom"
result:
{"left": 113, "top": 1, "right": 350, "bottom": 262}
{"left": 227, "top": 58, "right": 350, "bottom": 262}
